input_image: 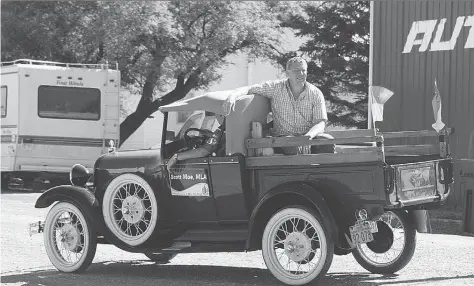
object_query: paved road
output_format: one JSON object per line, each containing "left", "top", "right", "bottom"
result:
{"left": 1, "top": 192, "right": 474, "bottom": 285}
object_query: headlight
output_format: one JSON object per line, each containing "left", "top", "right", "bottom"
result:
{"left": 70, "top": 164, "right": 91, "bottom": 187}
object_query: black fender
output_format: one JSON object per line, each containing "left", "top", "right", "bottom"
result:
{"left": 246, "top": 181, "right": 338, "bottom": 251}
{"left": 35, "top": 185, "right": 98, "bottom": 209}
{"left": 35, "top": 185, "right": 106, "bottom": 235}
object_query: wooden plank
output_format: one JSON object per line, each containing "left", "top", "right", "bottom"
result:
{"left": 245, "top": 151, "right": 383, "bottom": 168}
{"left": 381, "top": 128, "right": 452, "bottom": 139}
{"left": 326, "top": 129, "right": 376, "bottom": 138}
{"left": 384, "top": 144, "right": 439, "bottom": 156}
{"left": 246, "top": 136, "right": 382, "bottom": 149}
{"left": 336, "top": 146, "right": 381, "bottom": 154}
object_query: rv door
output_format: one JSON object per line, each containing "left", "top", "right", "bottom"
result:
{"left": 1, "top": 73, "right": 19, "bottom": 172}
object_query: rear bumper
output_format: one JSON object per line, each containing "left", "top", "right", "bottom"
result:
{"left": 386, "top": 158, "right": 453, "bottom": 208}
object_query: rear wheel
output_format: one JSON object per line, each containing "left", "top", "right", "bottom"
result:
{"left": 262, "top": 206, "right": 334, "bottom": 286}
{"left": 352, "top": 210, "right": 416, "bottom": 274}
{"left": 43, "top": 202, "right": 97, "bottom": 273}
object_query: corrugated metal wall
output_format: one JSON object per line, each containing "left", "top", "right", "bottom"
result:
{"left": 372, "top": 0, "right": 473, "bottom": 158}
{"left": 372, "top": 0, "right": 474, "bottom": 207}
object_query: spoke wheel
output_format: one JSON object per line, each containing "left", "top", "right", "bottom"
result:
{"left": 262, "top": 206, "right": 333, "bottom": 286}
{"left": 103, "top": 174, "right": 158, "bottom": 246}
{"left": 44, "top": 202, "right": 97, "bottom": 273}
{"left": 352, "top": 210, "right": 416, "bottom": 274}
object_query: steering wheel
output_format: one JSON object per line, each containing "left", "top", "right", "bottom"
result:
{"left": 184, "top": 128, "right": 211, "bottom": 149}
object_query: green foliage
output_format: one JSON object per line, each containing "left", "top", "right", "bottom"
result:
{"left": 278, "top": 1, "right": 370, "bottom": 129}
{"left": 1, "top": 1, "right": 102, "bottom": 62}
{"left": 1, "top": 1, "right": 288, "bottom": 144}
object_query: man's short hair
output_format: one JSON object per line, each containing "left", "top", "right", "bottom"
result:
{"left": 286, "top": 57, "right": 308, "bottom": 70}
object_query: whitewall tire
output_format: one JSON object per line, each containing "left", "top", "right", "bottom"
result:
{"left": 102, "top": 174, "right": 158, "bottom": 246}
{"left": 44, "top": 202, "right": 97, "bottom": 273}
{"left": 262, "top": 206, "right": 334, "bottom": 285}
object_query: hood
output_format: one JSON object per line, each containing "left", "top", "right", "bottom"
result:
{"left": 94, "top": 149, "right": 162, "bottom": 175}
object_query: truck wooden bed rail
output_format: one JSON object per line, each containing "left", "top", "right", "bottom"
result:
{"left": 245, "top": 123, "right": 452, "bottom": 167}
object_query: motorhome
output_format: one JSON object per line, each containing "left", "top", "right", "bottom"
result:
{"left": 1, "top": 59, "right": 120, "bottom": 191}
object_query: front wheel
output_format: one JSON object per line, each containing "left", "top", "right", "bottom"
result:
{"left": 43, "top": 202, "right": 97, "bottom": 273}
{"left": 262, "top": 206, "right": 334, "bottom": 286}
{"left": 352, "top": 210, "right": 416, "bottom": 274}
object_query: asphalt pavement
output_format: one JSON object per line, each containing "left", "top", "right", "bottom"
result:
{"left": 1, "top": 192, "right": 474, "bottom": 286}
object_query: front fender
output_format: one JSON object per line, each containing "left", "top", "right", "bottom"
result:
{"left": 246, "top": 182, "right": 339, "bottom": 250}
{"left": 35, "top": 185, "right": 107, "bottom": 237}
{"left": 35, "top": 185, "right": 98, "bottom": 209}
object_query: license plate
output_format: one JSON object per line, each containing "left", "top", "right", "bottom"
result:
{"left": 29, "top": 221, "right": 45, "bottom": 236}
{"left": 349, "top": 221, "right": 378, "bottom": 245}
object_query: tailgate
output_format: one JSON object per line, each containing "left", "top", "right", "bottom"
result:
{"left": 388, "top": 159, "right": 453, "bottom": 206}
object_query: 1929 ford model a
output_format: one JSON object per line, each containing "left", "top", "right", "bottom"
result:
{"left": 31, "top": 90, "right": 453, "bottom": 285}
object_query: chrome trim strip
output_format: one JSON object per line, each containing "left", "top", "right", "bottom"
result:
{"left": 17, "top": 135, "right": 116, "bottom": 147}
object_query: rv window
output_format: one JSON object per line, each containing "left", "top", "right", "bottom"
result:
{"left": 1, "top": 86, "right": 6, "bottom": 118}
{"left": 38, "top": 86, "right": 101, "bottom": 121}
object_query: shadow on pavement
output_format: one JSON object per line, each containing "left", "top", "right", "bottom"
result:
{"left": 2, "top": 261, "right": 474, "bottom": 286}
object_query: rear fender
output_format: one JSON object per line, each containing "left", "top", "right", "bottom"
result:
{"left": 246, "top": 182, "right": 338, "bottom": 251}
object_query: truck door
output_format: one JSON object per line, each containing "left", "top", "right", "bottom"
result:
{"left": 208, "top": 154, "right": 250, "bottom": 223}
{"left": 164, "top": 111, "right": 218, "bottom": 223}
{"left": 167, "top": 157, "right": 218, "bottom": 222}
{"left": 1, "top": 76, "right": 19, "bottom": 172}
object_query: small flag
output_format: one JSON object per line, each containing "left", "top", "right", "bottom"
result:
{"left": 370, "top": 86, "right": 394, "bottom": 123}
{"left": 432, "top": 79, "right": 445, "bottom": 133}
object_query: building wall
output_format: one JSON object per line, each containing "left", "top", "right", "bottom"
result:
{"left": 372, "top": 0, "right": 474, "bottom": 160}
{"left": 372, "top": 0, "right": 474, "bottom": 208}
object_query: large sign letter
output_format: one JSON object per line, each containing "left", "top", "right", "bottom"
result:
{"left": 464, "top": 15, "right": 474, "bottom": 49}
{"left": 402, "top": 20, "right": 438, "bottom": 53}
{"left": 430, "top": 16, "right": 465, "bottom": 51}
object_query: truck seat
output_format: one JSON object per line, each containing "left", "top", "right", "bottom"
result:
{"left": 225, "top": 94, "right": 270, "bottom": 156}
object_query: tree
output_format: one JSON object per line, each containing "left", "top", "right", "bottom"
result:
{"left": 1, "top": 1, "right": 290, "bottom": 145}
{"left": 1, "top": 1, "right": 103, "bottom": 63}
{"left": 278, "top": 1, "right": 370, "bottom": 129}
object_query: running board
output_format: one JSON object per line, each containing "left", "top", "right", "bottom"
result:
{"left": 175, "top": 228, "right": 248, "bottom": 242}
{"left": 162, "top": 241, "right": 192, "bottom": 251}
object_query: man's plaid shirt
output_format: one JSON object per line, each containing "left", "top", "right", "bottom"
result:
{"left": 249, "top": 79, "right": 328, "bottom": 136}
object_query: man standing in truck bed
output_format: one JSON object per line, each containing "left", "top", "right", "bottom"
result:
{"left": 223, "top": 56, "right": 334, "bottom": 154}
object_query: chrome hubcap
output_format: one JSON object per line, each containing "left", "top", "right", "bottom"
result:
{"left": 60, "top": 224, "right": 80, "bottom": 251}
{"left": 121, "top": 196, "right": 145, "bottom": 224}
{"left": 284, "top": 232, "right": 311, "bottom": 262}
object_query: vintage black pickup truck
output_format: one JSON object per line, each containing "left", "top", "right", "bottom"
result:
{"left": 30, "top": 90, "right": 453, "bottom": 285}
